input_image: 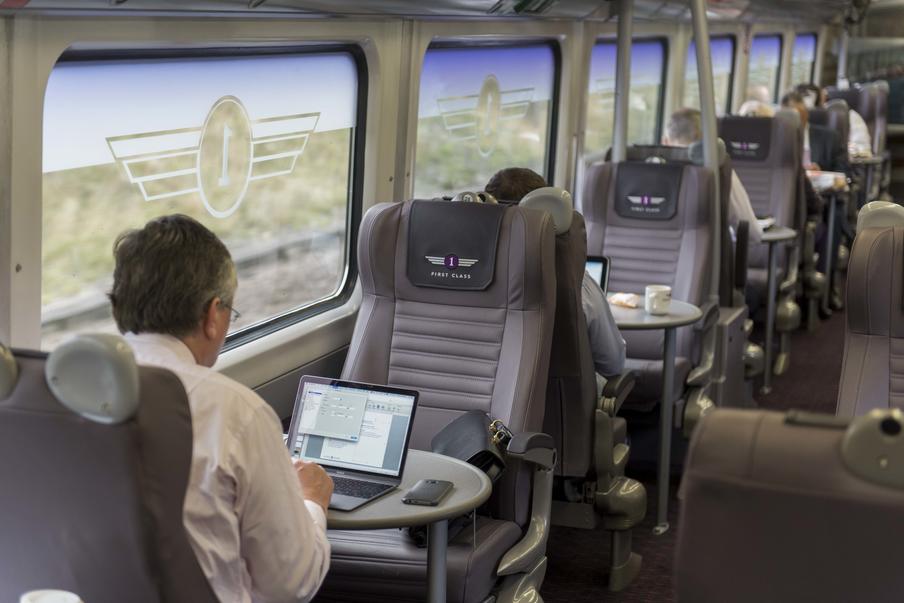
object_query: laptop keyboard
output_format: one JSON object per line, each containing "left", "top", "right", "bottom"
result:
{"left": 332, "top": 476, "right": 394, "bottom": 499}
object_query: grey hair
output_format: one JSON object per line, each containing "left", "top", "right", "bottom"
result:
{"left": 665, "top": 108, "right": 702, "bottom": 146}
{"left": 109, "top": 214, "right": 236, "bottom": 337}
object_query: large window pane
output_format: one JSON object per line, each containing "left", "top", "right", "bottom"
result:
{"left": 683, "top": 37, "right": 736, "bottom": 115}
{"left": 585, "top": 39, "right": 667, "bottom": 157}
{"left": 42, "top": 51, "right": 360, "bottom": 349}
{"left": 414, "top": 44, "right": 557, "bottom": 199}
{"left": 747, "top": 34, "right": 783, "bottom": 103}
{"left": 791, "top": 33, "right": 817, "bottom": 85}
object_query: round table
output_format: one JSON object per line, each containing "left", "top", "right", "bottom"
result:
{"left": 327, "top": 449, "right": 492, "bottom": 603}
{"left": 608, "top": 297, "right": 702, "bottom": 534}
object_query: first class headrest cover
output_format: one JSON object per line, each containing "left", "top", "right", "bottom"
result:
{"left": 614, "top": 161, "right": 683, "bottom": 221}
{"left": 406, "top": 199, "right": 505, "bottom": 290}
{"left": 719, "top": 116, "right": 773, "bottom": 161}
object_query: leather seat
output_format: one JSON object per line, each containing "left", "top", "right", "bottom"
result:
{"left": 676, "top": 407, "right": 904, "bottom": 603}
{"left": 582, "top": 159, "right": 717, "bottom": 428}
{"left": 719, "top": 111, "right": 807, "bottom": 372}
{"left": 518, "top": 187, "right": 646, "bottom": 591}
{"left": 319, "top": 198, "right": 558, "bottom": 603}
{"left": 0, "top": 335, "right": 216, "bottom": 603}
{"left": 837, "top": 202, "right": 904, "bottom": 416}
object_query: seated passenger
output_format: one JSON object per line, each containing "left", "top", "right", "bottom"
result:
{"left": 109, "top": 215, "right": 332, "bottom": 603}
{"left": 662, "top": 108, "right": 764, "bottom": 244}
{"left": 795, "top": 82, "right": 873, "bottom": 157}
{"left": 485, "top": 168, "right": 627, "bottom": 387}
{"left": 737, "top": 99, "right": 775, "bottom": 118}
{"left": 781, "top": 90, "right": 850, "bottom": 174}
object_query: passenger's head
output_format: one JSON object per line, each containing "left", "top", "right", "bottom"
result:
{"left": 747, "top": 85, "right": 772, "bottom": 104}
{"left": 737, "top": 99, "right": 776, "bottom": 118}
{"left": 663, "top": 108, "right": 702, "bottom": 147}
{"left": 110, "top": 214, "right": 237, "bottom": 367}
{"left": 484, "top": 167, "right": 548, "bottom": 202}
{"left": 781, "top": 90, "right": 809, "bottom": 128}
{"left": 795, "top": 83, "right": 824, "bottom": 108}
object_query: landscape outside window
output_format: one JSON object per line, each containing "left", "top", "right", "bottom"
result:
{"left": 791, "top": 34, "right": 817, "bottom": 85}
{"left": 584, "top": 39, "right": 667, "bottom": 157}
{"left": 684, "top": 37, "right": 736, "bottom": 115}
{"left": 41, "top": 52, "right": 358, "bottom": 349}
{"left": 414, "top": 44, "right": 556, "bottom": 199}
{"left": 747, "top": 34, "right": 783, "bottom": 102}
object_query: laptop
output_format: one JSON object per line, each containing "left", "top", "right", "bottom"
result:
{"left": 586, "top": 255, "right": 610, "bottom": 294}
{"left": 287, "top": 375, "right": 419, "bottom": 511}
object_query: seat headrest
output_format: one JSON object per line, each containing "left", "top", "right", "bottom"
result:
{"left": 842, "top": 408, "right": 904, "bottom": 489}
{"left": 686, "top": 137, "right": 728, "bottom": 166}
{"left": 0, "top": 341, "right": 17, "bottom": 400}
{"left": 520, "top": 186, "right": 574, "bottom": 235}
{"left": 857, "top": 201, "right": 904, "bottom": 232}
{"left": 45, "top": 333, "right": 140, "bottom": 424}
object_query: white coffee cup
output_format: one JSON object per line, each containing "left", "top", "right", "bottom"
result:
{"left": 645, "top": 285, "right": 672, "bottom": 315}
{"left": 20, "top": 591, "right": 84, "bottom": 603}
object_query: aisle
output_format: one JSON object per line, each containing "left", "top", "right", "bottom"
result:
{"left": 543, "top": 307, "right": 848, "bottom": 602}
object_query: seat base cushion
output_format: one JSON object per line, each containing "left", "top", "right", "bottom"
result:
{"left": 315, "top": 516, "right": 522, "bottom": 603}
{"left": 622, "top": 356, "right": 692, "bottom": 410}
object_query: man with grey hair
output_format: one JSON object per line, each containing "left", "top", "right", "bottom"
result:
{"left": 110, "top": 214, "right": 332, "bottom": 603}
{"left": 662, "top": 107, "right": 763, "bottom": 244}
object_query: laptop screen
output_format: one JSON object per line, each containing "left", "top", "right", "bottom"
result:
{"left": 289, "top": 378, "right": 417, "bottom": 477}
{"left": 586, "top": 255, "right": 610, "bottom": 294}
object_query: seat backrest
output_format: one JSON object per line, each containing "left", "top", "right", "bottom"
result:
{"left": 519, "top": 189, "right": 597, "bottom": 478}
{"left": 838, "top": 212, "right": 904, "bottom": 416}
{"left": 581, "top": 160, "right": 714, "bottom": 359}
{"left": 0, "top": 338, "right": 216, "bottom": 603}
{"left": 828, "top": 82, "right": 889, "bottom": 156}
{"left": 718, "top": 111, "right": 803, "bottom": 270}
{"left": 825, "top": 99, "right": 851, "bottom": 150}
{"left": 342, "top": 199, "right": 556, "bottom": 448}
{"left": 677, "top": 407, "right": 904, "bottom": 602}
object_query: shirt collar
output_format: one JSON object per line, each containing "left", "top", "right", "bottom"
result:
{"left": 124, "top": 332, "right": 197, "bottom": 366}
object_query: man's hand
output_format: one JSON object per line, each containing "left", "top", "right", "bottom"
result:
{"left": 806, "top": 162, "right": 822, "bottom": 172}
{"left": 293, "top": 459, "right": 334, "bottom": 512}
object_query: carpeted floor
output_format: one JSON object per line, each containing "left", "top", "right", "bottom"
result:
{"left": 542, "top": 305, "right": 847, "bottom": 602}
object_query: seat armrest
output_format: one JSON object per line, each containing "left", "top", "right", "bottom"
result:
{"left": 498, "top": 432, "right": 556, "bottom": 577}
{"left": 599, "top": 370, "right": 636, "bottom": 416}
{"left": 687, "top": 300, "right": 719, "bottom": 387}
{"left": 694, "top": 300, "right": 719, "bottom": 332}
{"left": 506, "top": 432, "right": 556, "bottom": 470}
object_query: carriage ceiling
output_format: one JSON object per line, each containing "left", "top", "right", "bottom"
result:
{"left": 0, "top": 0, "right": 861, "bottom": 24}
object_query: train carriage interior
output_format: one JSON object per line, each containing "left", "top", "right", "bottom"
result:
{"left": 4, "top": 0, "right": 904, "bottom": 601}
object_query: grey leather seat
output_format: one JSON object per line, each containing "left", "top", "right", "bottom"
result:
{"left": 519, "top": 187, "right": 646, "bottom": 591}
{"left": 676, "top": 407, "right": 904, "bottom": 603}
{"left": 718, "top": 111, "right": 807, "bottom": 371}
{"left": 829, "top": 82, "right": 891, "bottom": 196}
{"left": 0, "top": 335, "right": 216, "bottom": 603}
{"left": 319, "top": 199, "right": 557, "bottom": 603}
{"left": 582, "top": 159, "right": 717, "bottom": 429}
{"left": 837, "top": 202, "right": 904, "bottom": 416}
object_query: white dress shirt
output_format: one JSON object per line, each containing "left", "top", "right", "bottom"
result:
{"left": 580, "top": 271, "right": 627, "bottom": 382}
{"left": 729, "top": 170, "right": 764, "bottom": 245}
{"left": 126, "top": 333, "right": 330, "bottom": 603}
{"left": 848, "top": 109, "right": 873, "bottom": 156}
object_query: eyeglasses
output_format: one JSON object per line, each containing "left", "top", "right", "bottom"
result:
{"left": 219, "top": 302, "right": 242, "bottom": 323}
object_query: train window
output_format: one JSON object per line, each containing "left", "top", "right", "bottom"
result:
{"left": 585, "top": 38, "right": 667, "bottom": 156}
{"left": 41, "top": 49, "right": 363, "bottom": 350}
{"left": 414, "top": 43, "right": 558, "bottom": 199}
{"left": 747, "top": 34, "right": 783, "bottom": 103}
{"left": 683, "top": 36, "right": 736, "bottom": 115}
{"left": 791, "top": 33, "right": 818, "bottom": 85}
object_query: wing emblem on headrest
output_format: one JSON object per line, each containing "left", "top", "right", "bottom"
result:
{"left": 426, "top": 255, "right": 479, "bottom": 270}
{"left": 729, "top": 141, "right": 760, "bottom": 151}
{"left": 627, "top": 195, "right": 666, "bottom": 206}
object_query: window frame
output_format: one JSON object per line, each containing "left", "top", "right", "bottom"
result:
{"left": 415, "top": 39, "right": 562, "bottom": 188}
{"left": 587, "top": 36, "right": 670, "bottom": 150}
{"left": 47, "top": 44, "right": 369, "bottom": 352}
{"left": 685, "top": 34, "right": 737, "bottom": 116}
{"left": 750, "top": 33, "right": 784, "bottom": 103}
{"left": 792, "top": 32, "right": 818, "bottom": 84}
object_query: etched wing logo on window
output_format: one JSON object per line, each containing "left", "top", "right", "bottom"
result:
{"left": 436, "top": 74, "right": 535, "bottom": 157}
{"left": 425, "top": 255, "right": 479, "bottom": 270}
{"left": 105, "top": 95, "right": 320, "bottom": 218}
{"left": 627, "top": 195, "right": 666, "bottom": 206}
